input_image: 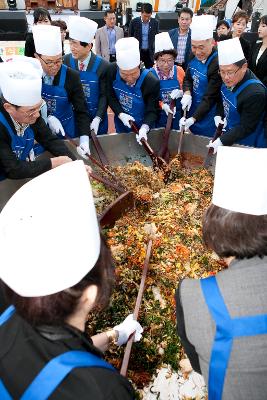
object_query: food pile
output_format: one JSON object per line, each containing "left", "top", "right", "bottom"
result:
{"left": 88, "top": 157, "right": 226, "bottom": 393}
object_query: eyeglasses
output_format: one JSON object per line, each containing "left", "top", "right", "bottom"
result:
{"left": 16, "top": 102, "right": 43, "bottom": 118}
{"left": 218, "top": 67, "right": 241, "bottom": 78}
{"left": 39, "top": 56, "right": 63, "bottom": 67}
{"left": 157, "top": 59, "right": 174, "bottom": 66}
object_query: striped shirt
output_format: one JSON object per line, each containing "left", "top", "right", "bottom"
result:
{"left": 176, "top": 30, "right": 189, "bottom": 64}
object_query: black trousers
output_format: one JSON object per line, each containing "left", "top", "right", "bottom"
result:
{"left": 140, "top": 49, "right": 154, "bottom": 69}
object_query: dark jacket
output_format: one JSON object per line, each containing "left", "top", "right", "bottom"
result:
{"left": 128, "top": 16, "right": 159, "bottom": 60}
{"left": 176, "top": 256, "right": 267, "bottom": 399}
{"left": 183, "top": 48, "right": 222, "bottom": 122}
{"left": 217, "top": 69, "right": 266, "bottom": 146}
{"left": 49, "top": 66, "right": 91, "bottom": 135}
{"left": 0, "top": 105, "right": 76, "bottom": 180}
{"left": 168, "top": 28, "right": 191, "bottom": 69}
{"left": 0, "top": 311, "right": 135, "bottom": 399}
{"left": 248, "top": 42, "right": 267, "bottom": 87}
{"left": 63, "top": 51, "right": 109, "bottom": 121}
{"left": 24, "top": 32, "right": 35, "bottom": 58}
{"left": 106, "top": 63, "right": 160, "bottom": 127}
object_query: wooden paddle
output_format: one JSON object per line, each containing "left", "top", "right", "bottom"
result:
{"left": 120, "top": 224, "right": 156, "bottom": 376}
{"left": 203, "top": 123, "right": 224, "bottom": 168}
{"left": 90, "top": 129, "right": 109, "bottom": 166}
{"left": 177, "top": 108, "right": 187, "bottom": 157}
{"left": 130, "top": 121, "right": 171, "bottom": 182}
{"left": 158, "top": 100, "right": 175, "bottom": 162}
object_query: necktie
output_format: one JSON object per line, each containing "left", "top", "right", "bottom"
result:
{"left": 79, "top": 62, "right": 85, "bottom": 71}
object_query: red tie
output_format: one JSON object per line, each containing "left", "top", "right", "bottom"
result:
{"left": 79, "top": 62, "right": 85, "bottom": 71}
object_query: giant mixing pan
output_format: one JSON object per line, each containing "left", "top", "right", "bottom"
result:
{"left": 87, "top": 129, "right": 216, "bottom": 227}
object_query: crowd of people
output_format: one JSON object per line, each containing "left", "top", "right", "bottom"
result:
{"left": 0, "top": 3, "right": 267, "bottom": 399}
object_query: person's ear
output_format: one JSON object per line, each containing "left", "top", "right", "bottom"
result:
{"left": 82, "top": 284, "right": 98, "bottom": 309}
{"left": 3, "top": 102, "right": 14, "bottom": 114}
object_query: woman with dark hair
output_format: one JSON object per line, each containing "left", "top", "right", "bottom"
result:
{"left": 175, "top": 146, "right": 267, "bottom": 400}
{"left": 24, "top": 7, "right": 52, "bottom": 58}
{"left": 216, "top": 20, "right": 231, "bottom": 40}
{"left": 151, "top": 32, "right": 184, "bottom": 129}
{"left": 230, "top": 11, "right": 251, "bottom": 60}
{"left": 51, "top": 19, "right": 68, "bottom": 55}
{"left": 249, "top": 15, "right": 267, "bottom": 86}
{"left": 0, "top": 161, "right": 142, "bottom": 399}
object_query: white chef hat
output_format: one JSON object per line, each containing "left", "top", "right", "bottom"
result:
{"left": 2, "top": 55, "right": 43, "bottom": 78}
{"left": 33, "top": 25, "right": 62, "bottom": 56}
{"left": 115, "top": 37, "right": 140, "bottom": 70}
{"left": 191, "top": 15, "right": 215, "bottom": 41}
{"left": 218, "top": 37, "right": 245, "bottom": 65}
{"left": 0, "top": 61, "right": 42, "bottom": 106}
{"left": 68, "top": 16, "right": 98, "bottom": 44}
{"left": 0, "top": 161, "right": 101, "bottom": 297}
{"left": 155, "top": 32, "right": 174, "bottom": 54}
{"left": 212, "top": 147, "right": 267, "bottom": 215}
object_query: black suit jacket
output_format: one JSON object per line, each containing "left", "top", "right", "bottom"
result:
{"left": 64, "top": 51, "right": 109, "bottom": 120}
{"left": 128, "top": 16, "right": 159, "bottom": 60}
{"left": 106, "top": 63, "right": 160, "bottom": 127}
{"left": 50, "top": 66, "right": 91, "bottom": 135}
{"left": 249, "top": 42, "right": 267, "bottom": 87}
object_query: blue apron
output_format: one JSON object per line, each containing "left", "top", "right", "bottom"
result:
{"left": 150, "top": 66, "right": 182, "bottom": 130}
{"left": 0, "top": 112, "right": 34, "bottom": 181}
{"left": 42, "top": 64, "right": 76, "bottom": 138}
{"left": 0, "top": 306, "right": 115, "bottom": 400}
{"left": 113, "top": 68, "right": 149, "bottom": 133}
{"left": 201, "top": 276, "right": 267, "bottom": 400}
{"left": 69, "top": 55, "right": 108, "bottom": 135}
{"left": 221, "top": 79, "right": 266, "bottom": 147}
{"left": 188, "top": 52, "right": 217, "bottom": 137}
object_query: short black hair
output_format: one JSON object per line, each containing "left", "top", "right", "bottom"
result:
{"left": 154, "top": 49, "right": 177, "bottom": 60}
{"left": 69, "top": 37, "right": 91, "bottom": 48}
{"left": 216, "top": 20, "right": 230, "bottom": 30}
{"left": 33, "top": 7, "right": 51, "bottom": 24}
{"left": 234, "top": 58, "right": 247, "bottom": 67}
{"left": 260, "top": 15, "right": 267, "bottom": 25}
{"left": 51, "top": 19, "right": 67, "bottom": 31}
{"left": 141, "top": 3, "right": 153, "bottom": 14}
{"left": 203, "top": 204, "right": 267, "bottom": 259}
{"left": 104, "top": 8, "right": 115, "bottom": 16}
{"left": 179, "top": 7, "right": 193, "bottom": 18}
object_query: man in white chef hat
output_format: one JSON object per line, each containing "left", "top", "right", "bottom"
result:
{"left": 64, "top": 17, "right": 109, "bottom": 137}
{"left": 207, "top": 37, "right": 266, "bottom": 152}
{"left": 0, "top": 57, "right": 75, "bottom": 210}
{"left": 107, "top": 37, "right": 160, "bottom": 144}
{"left": 33, "top": 25, "right": 92, "bottom": 158}
{"left": 176, "top": 146, "right": 267, "bottom": 400}
{"left": 0, "top": 161, "right": 142, "bottom": 397}
{"left": 179, "top": 15, "right": 221, "bottom": 138}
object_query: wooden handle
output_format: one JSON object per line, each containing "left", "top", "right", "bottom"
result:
{"left": 120, "top": 239, "right": 153, "bottom": 377}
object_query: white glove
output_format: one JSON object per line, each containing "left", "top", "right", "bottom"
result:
{"left": 90, "top": 116, "right": 101, "bottom": 135}
{"left": 170, "top": 89, "right": 183, "bottom": 100}
{"left": 77, "top": 135, "right": 90, "bottom": 159}
{"left": 47, "top": 115, "right": 65, "bottom": 136}
{"left": 214, "top": 116, "right": 227, "bottom": 129}
{"left": 179, "top": 117, "right": 195, "bottom": 131}
{"left": 118, "top": 112, "right": 135, "bottom": 128}
{"left": 162, "top": 103, "right": 176, "bottom": 117}
{"left": 136, "top": 124, "right": 149, "bottom": 145}
{"left": 180, "top": 93, "right": 192, "bottom": 111}
{"left": 207, "top": 137, "right": 223, "bottom": 154}
{"left": 114, "top": 314, "right": 143, "bottom": 346}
